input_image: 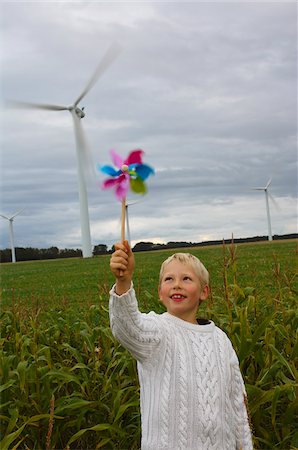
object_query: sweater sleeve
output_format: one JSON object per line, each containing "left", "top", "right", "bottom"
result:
{"left": 109, "top": 284, "right": 163, "bottom": 363}
{"left": 229, "top": 345, "right": 254, "bottom": 450}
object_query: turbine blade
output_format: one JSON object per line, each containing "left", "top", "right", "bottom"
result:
{"left": 11, "top": 208, "right": 25, "bottom": 219}
{"left": 251, "top": 187, "right": 265, "bottom": 191}
{"left": 7, "top": 100, "right": 69, "bottom": 111}
{"left": 74, "top": 42, "right": 122, "bottom": 106}
{"left": 268, "top": 192, "right": 281, "bottom": 211}
{"left": 265, "top": 177, "right": 273, "bottom": 189}
{"left": 0, "top": 213, "right": 9, "bottom": 220}
{"left": 71, "top": 112, "right": 96, "bottom": 184}
{"left": 126, "top": 198, "right": 143, "bottom": 206}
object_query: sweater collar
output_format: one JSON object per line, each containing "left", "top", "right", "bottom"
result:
{"left": 162, "top": 312, "right": 215, "bottom": 332}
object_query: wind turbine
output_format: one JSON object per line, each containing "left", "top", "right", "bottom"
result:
{"left": 125, "top": 199, "right": 143, "bottom": 245}
{"left": 252, "top": 177, "right": 276, "bottom": 241}
{"left": 8, "top": 43, "right": 122, "bottom": 258}
{"left": 0, "top": 209, "right": 24, "bottom": 263}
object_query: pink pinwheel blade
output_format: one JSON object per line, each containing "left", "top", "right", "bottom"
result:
{"left": 125, "top": 149, "right": 144, "bottom": 166}
{"left": 115, "top": 177, "right": 129, "bottom": 200}
{"left": 110, "top": 149, "right": 124, "bottom": 169}
{"left": 102, "top": 177, "right": 121, "bottom": 189}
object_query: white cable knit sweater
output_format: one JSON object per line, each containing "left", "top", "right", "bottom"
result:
{"left": 109, "top": 285, "right": 253, "bottom": 450}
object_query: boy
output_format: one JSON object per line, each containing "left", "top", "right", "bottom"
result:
{"left": 109, "top": 241, "right": 253, "bottom": 450}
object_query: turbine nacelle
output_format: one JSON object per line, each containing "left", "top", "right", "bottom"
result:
{"left": 69, "top": 106, "right": 85, "bottom": 119}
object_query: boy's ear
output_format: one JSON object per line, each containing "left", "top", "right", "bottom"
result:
{"left": 158, "top": 286, "right": 162, "bottom": 300}
{"left": 200, "top": 284, "right": 209, "bottom": 302}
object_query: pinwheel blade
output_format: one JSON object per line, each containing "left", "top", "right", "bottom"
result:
{"left": 74, "top": 42, "right": 122, "bottom": 106}
{"left": 110, "top": 149, "right": 124, "bottom": 169}
{"left": 7, "top": 100, "right": 69, "bottom": 111}
{"left": 116, "top": 180, "right": 129, "bottom": 201}
{"left": 102, "top": 177, "right": 122, "bottom": 189}
{"left": 99, "top": 164, "right": 122, "bottom": 177}
{"left": 130, "top": 177, "right": 147, "bottom": 194}
{"left": 135, "top": 164, "right": 154, "bottom": 180}
{"left": 126, "top": 149, "right": 144, "bottom": 166}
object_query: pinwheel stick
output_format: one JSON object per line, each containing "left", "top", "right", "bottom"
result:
{"left": 121, "top": 197, "right": 126, "bottom": 243}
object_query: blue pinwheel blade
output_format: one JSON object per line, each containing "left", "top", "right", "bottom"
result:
{"left": 135, "top": 164, "right": 155, "bottom": 180}
{"left": 98, "top": 164, "right": 121, "bottom": 177}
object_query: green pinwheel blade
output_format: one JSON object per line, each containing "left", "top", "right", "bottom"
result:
{"left": 130, "top": 177, "right": 147, "bottom": 194}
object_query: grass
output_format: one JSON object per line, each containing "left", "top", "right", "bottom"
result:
{"left": 0, "top": 239, "right": 297, "bottom": 449}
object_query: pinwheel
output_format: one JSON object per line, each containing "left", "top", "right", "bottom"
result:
{"left": 98, "top": 149, "right": 154, "bottom": 242}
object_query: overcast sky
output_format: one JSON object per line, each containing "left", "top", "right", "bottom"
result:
{"left": 0, "top": 1, "right": 297, "bottom": 252}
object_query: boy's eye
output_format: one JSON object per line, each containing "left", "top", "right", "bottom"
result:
{"left": 164, "top": 276, "right": 172, "bottom": 281}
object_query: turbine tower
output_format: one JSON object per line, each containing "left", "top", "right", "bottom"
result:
{"left": 252, "top": 178, "right": 274, "bottom": 241}
{"left": 9, "top": 43, "right": 122, "bottom": 258}
{"left": 125, "top": 199, "right": 143, "bottom": 245}
{"left": 0, "top": 209, "right": 24, "bottom": 263}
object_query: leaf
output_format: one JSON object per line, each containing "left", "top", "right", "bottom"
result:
{"left": 238, "top": 307, "right": 252, "bottom": 361}
{"left": 270, "top": 386, "right": 281, "bottom": 429}
{"left": 0, "top": 415, "right": 50, "bottom": 450}
{"left": 246, "top": 385, "right": 275, "bottom": 415}
{"left": 251, "top": 314, "right": 273, "bottom": 346}
{"left": 96, "top": 437, "right": 112, "bottom": 449}
{"left": 15, "top": 361, "right": 28, "bottom": 391}
{"left": 0, "top": 423, "right": 27, "bottom": 450}
{"left": 44, "top": 369, "right": 82, "bottom": 387}
{"left": 269, "top": 344, "right": 296, "bottom": 380}
{"left": 55, "top": 398, "right": 92, "bottom": 415}
{"left": 114, "top": 400, "right": 140, "bottom": 422}
{"left": 66, "top": 423, "right": 111, "bottom": 446}
{"left": 0, "top": 379, "right": 16, "bottom": 393}
{"left": 70, "top": 362, "right": 91, "bottom": 372}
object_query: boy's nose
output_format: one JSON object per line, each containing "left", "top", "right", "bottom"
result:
{"left": 173, "top": 279, "right": 181, "bottom": 288}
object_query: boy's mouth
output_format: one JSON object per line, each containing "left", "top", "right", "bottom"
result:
{"left": 171, "top": 294, "right": 186, "bottom": 302}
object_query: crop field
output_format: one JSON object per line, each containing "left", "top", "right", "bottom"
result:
{"left": 0, "top": 239, "right": 297, "bottom": 449}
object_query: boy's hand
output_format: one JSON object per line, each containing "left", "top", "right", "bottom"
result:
{"left": 110, "top": 240, "right": 135, "bottom": 295}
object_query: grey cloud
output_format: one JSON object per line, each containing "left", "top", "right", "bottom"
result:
{"left": 1, "top": 2, "right": 296, "bottom": 251}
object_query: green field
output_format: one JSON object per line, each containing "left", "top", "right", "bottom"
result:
{"left": 0, "top": 240, "right": 297, "bottom": 449}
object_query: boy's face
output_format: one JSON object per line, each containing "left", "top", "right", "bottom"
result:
{"left": 158, "top": 260, "right": 209, "bottom": 324}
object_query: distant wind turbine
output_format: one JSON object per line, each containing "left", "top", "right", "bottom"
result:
{"left": 8, "top": 43, "right": 122, "bottom": 258}
{"left": 0, "top": 209, "right": 24, "bottom": 263}
{"left": 252, "top": 177, "right": 278, "bottom": 241}
{"left": 125, "top": 199, "right": 143, "bottom": 245}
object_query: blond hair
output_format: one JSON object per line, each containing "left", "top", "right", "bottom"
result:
{"left": 159, "top": 253, "right": 209, "bottom": 286}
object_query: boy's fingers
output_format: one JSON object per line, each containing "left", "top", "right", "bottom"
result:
{"left": 115, "top": 242, "right": 128, "bottom": 253}
{"left": 123, "top": 240, "right": 132, "bottom": 255}
{"left": 113, "top": 251, "right": 128, "bottom": 262}
{"left": 110, "top": 263, "right": 127, "bottom": 273}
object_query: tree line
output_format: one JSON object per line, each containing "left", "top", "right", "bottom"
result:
{"left": 0, "top": 234, "right": 296, "bottom": 263}
{"left": 0, "top": 233, "right": 298, "bottom": 263}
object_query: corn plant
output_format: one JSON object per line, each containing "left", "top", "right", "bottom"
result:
{"left": 0, "top": 240, "right": 297, "bottom": 449}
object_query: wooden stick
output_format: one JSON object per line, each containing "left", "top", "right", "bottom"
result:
{"left": 121, "top": 197, "right": 126, "bottom": 243}
{"left": 119, "top": 197, "right": 126, "bottom": 277}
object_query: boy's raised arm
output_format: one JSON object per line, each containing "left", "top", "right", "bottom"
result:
{"left": 110, "top": 240, "right": 135, "bottom": 295}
